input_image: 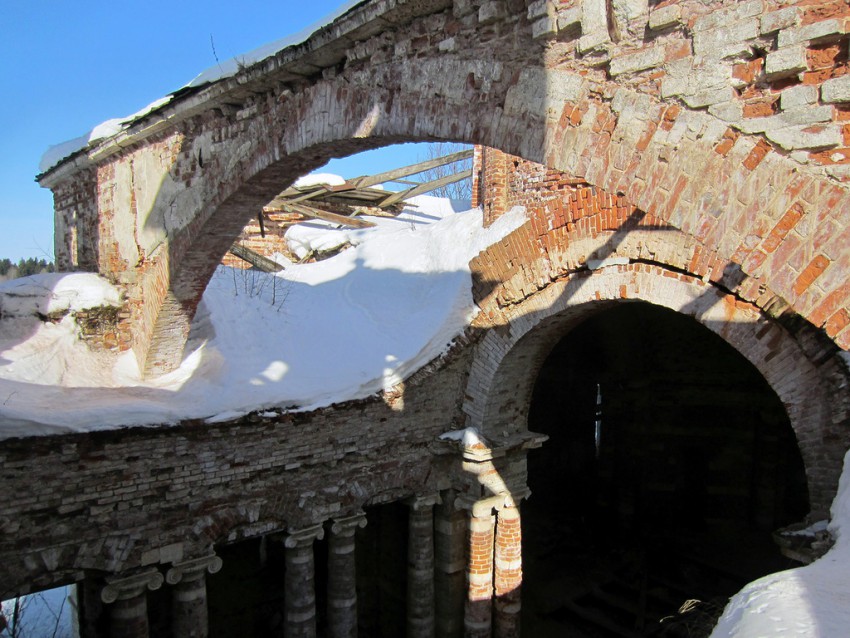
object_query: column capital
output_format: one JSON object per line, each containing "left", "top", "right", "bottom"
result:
{"left": 284, "top": 523, "right": 325, "bottom": 548}
{"left": 101, "top": 568, "right": 164, "bottom": 603}
{"left": 330, "top": 511, "right": 367, "bottom": 536}
{"left": 166, "top": 554, "right": 223, "bottom": 585}
{"left": 405, "top": 492, "right": 441, "bottom": 510}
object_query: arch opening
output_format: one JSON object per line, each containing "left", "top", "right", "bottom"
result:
{"left": 522, "top": 302, "right": 809, "bottom": 637}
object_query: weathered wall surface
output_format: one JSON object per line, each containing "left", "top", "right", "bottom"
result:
{"left": 465, "top": 145, "right": 850, "bottom": 514}
{"left": 15, "top": 0, "right": 850, "bottom": 612}
{"left": 0, "top": 348, "right": 474, "bottom": 598}
{"left": 39, "top": 0, "right": 850, "bottom": 375}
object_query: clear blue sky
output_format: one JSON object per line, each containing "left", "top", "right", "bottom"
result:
{"left": 0, "top": 1, "right": 432, "bottom": 263}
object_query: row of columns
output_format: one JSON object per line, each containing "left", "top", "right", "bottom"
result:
{"left": 92, "top": 494, "right": 522, "bottom": 638}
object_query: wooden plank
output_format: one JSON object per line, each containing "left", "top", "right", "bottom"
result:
{"left": 378, "top": 168, "right": 472, "bottom": 208}
{"left": 267, "top": 150, "right": 472, "bottom": 204}
{"left": 344, "top": 148, "right": 473, "bottom": 190}
{"left": 278, "top": 203, "right": 377, "bottom": 229}
{"left": 228, "top": 244, "right": 286, "bottom": 272}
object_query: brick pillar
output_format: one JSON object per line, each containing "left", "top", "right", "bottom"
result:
{"left": 284, "top": 525, "right": 325, "bottom": 638}
{"left": 100, "top": 569, "right": 164, "bottom": 638}
{"left": 406, "top": 494, "right": 439, "bottom": 638}
{"left": 165, "top": 554, "right": 223, "bottom": 638}
{"left": 465, "top": 510, "right": 495, "bottom": 638}
{"left": 493, "top": 506, "right": 522, "bottom": 638}
{"left": 327, "top": 512, "right": 367, "bottom": 638}
{"left": 434, "top": 492, "right": 466, "bottom": 638}
{"left": 479, "top": 147, "right": 509, "bottom": 227}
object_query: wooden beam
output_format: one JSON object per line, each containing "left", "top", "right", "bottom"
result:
{"left": 378, "top": 168, "right": 472, "bottom": 208}
{"left": 228, "top": 244, "right": 286, "bottom": 272}
{"left": 269, "top": 203, "right": 377, "bottom": 229}
{"left": 266, "top": 149, "right": 473, "bottom": 206}
{"left": 344, "top": 148, "right": 473, "bottom": 190}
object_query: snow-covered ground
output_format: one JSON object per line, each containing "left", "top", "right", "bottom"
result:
{"left": 0, "top": 194, "right": 525, "bottom": 437}
{"left": 710, "top": 449, "right": 850, "bottom": 637}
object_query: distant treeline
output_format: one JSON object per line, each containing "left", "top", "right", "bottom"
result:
{"left": 0, "top": 257, "right": 55, "bottom": 281}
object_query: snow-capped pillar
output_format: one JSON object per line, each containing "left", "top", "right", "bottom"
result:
{"left": 100, "top": 569, "right": 164, "bottom": 638}
{"left": 327, "top": 512, "right": 367, "bottom": 638}
{"left": 165, "top": 554, "right": 223, "bottom": 638}
{"left": 434, "top": 491, "right": 467, "bottom": 638}
{"left": 464, "top": 504, "right": 496, "bottom": 638}
{"left": 283, "top": 524, "right": 325, "bottom": 638}
{"left": 406, "top": 493, "right": 439, "bottom": 638}
{"left": 493, "top": 504, "right": 522, "bottom": 638}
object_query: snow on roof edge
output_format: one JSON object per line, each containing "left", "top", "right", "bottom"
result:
{"left": 38, "top": 0, "right": 365, "bottom": 175}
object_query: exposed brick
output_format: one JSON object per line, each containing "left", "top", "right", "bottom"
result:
{"left": 793, "top": 253, "right": 832, "bottom": 296}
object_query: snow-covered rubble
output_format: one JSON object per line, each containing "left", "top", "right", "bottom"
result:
{"left": 0, "top": 195, "right": 525, "bottom": 437}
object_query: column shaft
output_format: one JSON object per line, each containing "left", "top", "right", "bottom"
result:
{"left": 464, "top": 513, "right": 495, "bottom": 638}
{"left": 435, "top": 498, "right": 466, "bottom": 638}
{"left": 171, "top": 574, "right": 208, "bottom": 638}
{"left": 328, "top": 514, "right": 366, "bottom": 638}
{"left": 283, "top": 526, "right": 323, "bottom": 638}
{"left": 407, "top": 504, "right": 436, "bottom": 638}
{"left": 108, "top": 594, "right": 149, "bottom": 638}
{"left": 493, "top": 506, "right": 522, "bottom": 638}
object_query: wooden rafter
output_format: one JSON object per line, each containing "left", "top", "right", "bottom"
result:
{"left": 377, "top": 168, "right": 472, "bottom": 208}
{"left": 268, "top": 203, "right": 377, "bottom": 229}
{"left": 229, "top": 244, "right": 286, "bottom": 272}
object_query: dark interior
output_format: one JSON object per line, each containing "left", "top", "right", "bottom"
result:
{"left": 522, "top": 302, "right": 809, "bottom": 637}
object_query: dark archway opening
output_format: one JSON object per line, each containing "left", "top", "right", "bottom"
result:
{"left": 522, "top": 302, "right": 809, "bottom": 637}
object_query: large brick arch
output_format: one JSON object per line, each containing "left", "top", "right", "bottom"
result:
{"left": 39, "top": 0, "right": 850, "bottom": 376}
{"left": 463, "top": 233, "right": 849, "bottom": 513}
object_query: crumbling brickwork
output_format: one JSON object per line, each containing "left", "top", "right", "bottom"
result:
{"left": 37, "top": 0, "right": 850, "bottom": 375}
{"left": 12, "top": 1, "right": 850, "bottom": 629}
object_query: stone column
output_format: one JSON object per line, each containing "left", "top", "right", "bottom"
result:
{"left": 165, "top": 554, "right": 223, "bottom": 638}
{"left": 434, "top": 492, "right": 466, "bottom": 638}
{"left": 464, "top": 509, "right": 495, "bottom": 638}
{"left": 78, "top": 575, "right": 107, "bottom": 638}
{"left": 100, "top": 569, "right": 164, "bottom": 638}
{"left": 327, "top": 512, "right": 367, "bottom": 638}
{"left": 493, "top": 505, "right": 522, "bottom": 638}
{"left": 284, "top": 524, "right": 325, "bottom": 638}
{"left": 406, "top": 494, "right": 439, "bottom": 638}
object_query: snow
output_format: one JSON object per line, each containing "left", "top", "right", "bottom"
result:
{"left": 439, "top": 427, "right": 488, "bottom": 448}
{"left": 39, "top": 97, "right": 172, "bottom": 173}
{"left": 38, "top": 2, "right": 362, "bottom": 174}
{"left": 293, "top": 173, "right": 347, "bottom": 188}
{"left": 0, "top": 273, "right": 121, "bottom": 317}
{"left": 709, "top": 449, "right": 850, "bottom": 638}
{"left": 0, "top": 195, "right": 525, "bottom": 437}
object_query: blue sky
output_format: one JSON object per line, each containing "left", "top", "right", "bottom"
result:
{"left": 0, "top": 1, "right": 431, "bottom": 262}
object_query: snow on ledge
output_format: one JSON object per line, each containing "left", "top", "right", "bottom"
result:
{"left": 38, "top": 2, "right": 363, "bottom": 174}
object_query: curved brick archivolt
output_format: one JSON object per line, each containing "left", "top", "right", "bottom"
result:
{"left": 463, "top": 161, "right": 850, "bottom": 514}
{"left": 464, "top": 255, "right": 847, "bottom": 513}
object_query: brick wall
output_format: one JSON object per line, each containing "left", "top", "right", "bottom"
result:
{"left": 0, "top": 349, "right": 474, "bottom": 597}
{"left": 39, "top": 0, "right": 850, "bottom": 374}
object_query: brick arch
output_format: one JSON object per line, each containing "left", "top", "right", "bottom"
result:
{"left": 39, "top": 1, "right": 850, "bottom": 376}
{"left": 137, "top": 67, "right": 850, "bottom": 376}
{"left": 463, "top": 259, "right": 846, "bottom": 514}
